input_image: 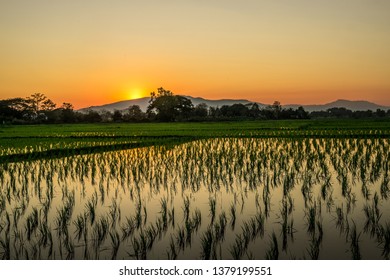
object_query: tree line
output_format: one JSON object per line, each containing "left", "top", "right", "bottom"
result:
{"left": 1, "top": 89, "right": 389, "bottom": 124}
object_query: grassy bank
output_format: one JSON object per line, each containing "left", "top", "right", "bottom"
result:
{"left": 0, "top": 119, "right": 389, "bottom": 160}
{"left": 1, "top": 119, "right": 390, "bottom": 138}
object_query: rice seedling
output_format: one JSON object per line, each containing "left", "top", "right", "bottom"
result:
{"left": 0, "top": 133, "right": 389, "bottom": 260}
{"left": 175, "top": 226, "right": 185, "bottom": 251}
{"left": 321, "top": 176, "right": 332, "bottom": 200}
{"left": 168, "top": 207, "right": 175, "bottom": 228}
{"left": 229, "top": 234, "right": 244, "bottom": 260}
{"left": 64, "top": 237, "right": 75, "bottom": 260}
{"left": 25, "top": 207, "right": 39, "bottom": 241}
{"left": 265, "top": 232, "right": 279, "bottom": 260}
{"left": 109, "top": 230, "right": 120, "bottom": 260}
{"left": 183, "top": 208, "right": 202, "bottom": 246}
{"left": 380, "top": 223, "right": 390, "bottom": 259}
{"left": 229, "top": 203, "right": 236, "bottom": 230}
{"left": 307, "top": 235, "right": 321, "bottom": 260}
{"left": 363, "top": 192, "right": 382, "bottom": 238}
{"left": 167, "top": 236, "right": 178, "bottom": 260}
{"left": 73, "top": 214, "right": 86, "bottom": 241}
{"left": 361, "top": 183, "right": 370, "bottom": 200}
{"left": 183, "top": 196, "right": 190, "bottom": 221}
{"left": 92, "top": 216, "right": 109, "bottom": 250}
{"left": 160, "top": 197, "right": 168, "bottom": 230}
{"left": 121, "top": 217, "right": 136, "bottom": 241}
{"left": 85, "top": 193, "right": 97, "bottom": 226}
{"left": 214, "top": 212, "right": 227, "bottom": 242}
{"left": 143, "top": 205, "right": 148, "bottom": 225}
{"left": 349, "top": 221, "right": 361, "bottom": 260}
{"left": 37, "top": 221, "right": 51, "bottom": 248}
{"left": 380, "top": 173, "right": 389, "bottom": 199}
{"left": 209, "top": 196, "right": 216, "bottom": 224}
{"left": 200, "top": 227, "right": 216, "bottom": 260}
{"left": 109, "top": 198, "right": 120, "bottom": 227}
{"left": 0, "top": 235, "right": 10, "bottom": 260}
{"left": 305, "top": 203, "right": 317, "bottom": 236}
{"left": 145, "top": 224, "right": 158, "bottom": 250}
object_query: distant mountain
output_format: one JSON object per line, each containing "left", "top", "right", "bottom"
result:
{"left": 78, "top": 97, "right": 151, "bottom": 113}
{"left": 78, "top": 96, "right": 264, "bottom": 113}
{"left": 182, "top": 96, "right": 264, "bottom": 108}
{"left": 285, "top": 99, "right": 389, "bottom": 112}
{"left": 78, "top": 97, "right": 389, "bottom": 113}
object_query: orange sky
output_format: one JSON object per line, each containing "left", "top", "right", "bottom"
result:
{"left": 1, "top": 0, "right": 389, "bottom": 109}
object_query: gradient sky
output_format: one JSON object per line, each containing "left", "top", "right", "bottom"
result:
{"left": 1, "top": 0, "right": 389, "bottom": 108}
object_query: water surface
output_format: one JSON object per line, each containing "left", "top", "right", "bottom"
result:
{"left": 0, "top": 138, "right": 389, "bottom": 259}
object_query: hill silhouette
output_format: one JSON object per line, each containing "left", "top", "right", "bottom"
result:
{"left": 78, "top": 97, "right": 389, "bottom": 113}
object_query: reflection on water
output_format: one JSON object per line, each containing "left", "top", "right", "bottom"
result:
{"left": 0, "top": 138, "right": 389, "bottom": 259}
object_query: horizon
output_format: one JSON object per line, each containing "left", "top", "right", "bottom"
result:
{"left": 2, "top": 91, "right": 390, "bottom": 110}
{"left": 1, "top": 1, "right": 389, "bottom": 108}
{"left": 79, "top": 94, "right": 389, "bottom": 111}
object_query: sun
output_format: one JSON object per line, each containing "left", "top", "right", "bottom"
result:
{"left": 128, "top": 88, "right": 145, "bottom": 100}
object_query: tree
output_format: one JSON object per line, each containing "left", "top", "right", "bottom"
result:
{"left": 24, "top": 93, "right": 56, "bottom": 121}
{"left": 327, "top": 107, "right": 352, "bottom": 118}
{"left": 61, "top": 102, "right": 74, "bottom": 110}
{"left": 194, "top": 103, "right": 208, "bottom": 118}
{"left": 124, "top": 105, "right": 145, "bottom": 122}
{"left": 100, "top": 110, "right": 113, "bottom": 122}
{"left": 59, "top": 102, "right": 76, "bottom": 123}
{"left": 271, "top": 101, "right": 282, "bottom": 119}
{"left": 27, "top": 93, "right": 56, "bottom": 112}
{"left": 249, "top": 103, "right": 261, "bottom": 118}
{"left": 83, "top": 110, "right": 102, "bottom": 122}
{"left": 113, "top": 110, "right": 123, "bottom": 122}
{"left": 147, "top": 87, "right": 193, "bottom": 121}
{"left": 0, "top": 98, "right": 26, "bottom": 122}
{"left": 41, "top": 99, "right": 56, "bottom": 111}
{"left": 376, "top": 109, "right": 386, "bottom": 117}
{"left": 208, "top": 106, "right": 221, "bottom": 118}
{"left": 296, "top": 106, "right": 309, "bottom": 119}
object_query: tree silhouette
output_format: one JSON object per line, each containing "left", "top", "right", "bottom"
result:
{"left": 147, "top": 87, "right": 193, "bottom": 121}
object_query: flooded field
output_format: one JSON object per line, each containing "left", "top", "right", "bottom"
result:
{"left": 0, "top": 137, "right": 389, "bottom": 259}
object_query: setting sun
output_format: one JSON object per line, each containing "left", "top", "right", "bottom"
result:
{"left": 127, "top": 88, "right": 146, "bottom": 100}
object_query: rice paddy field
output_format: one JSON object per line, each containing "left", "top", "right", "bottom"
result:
{"left": 0, "top": 120, "right": 389, "bottom": 260}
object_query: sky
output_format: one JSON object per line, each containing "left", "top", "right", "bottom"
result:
{"left": 1, "top": 0, "right": 389, "bottom": 109}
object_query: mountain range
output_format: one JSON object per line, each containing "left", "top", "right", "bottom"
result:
{"left": 78, "top": 96, "right": 389, "bottom": 113}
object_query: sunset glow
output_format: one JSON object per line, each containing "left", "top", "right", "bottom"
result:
{"left": 127, "top": 88, "right": 147, "bottom": 100}
{"left": 0, "top": 0, "right": 389, "bottom": 108}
